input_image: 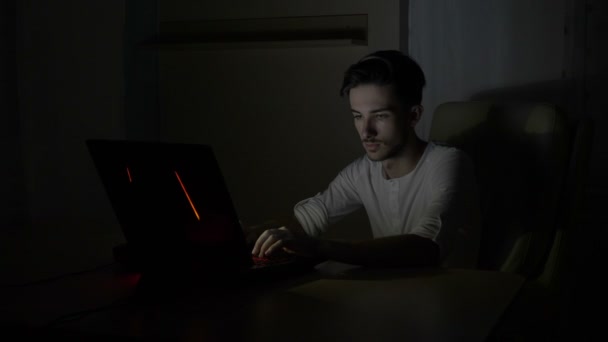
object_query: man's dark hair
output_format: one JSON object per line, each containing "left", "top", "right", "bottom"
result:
{"left": 340, "top": 50, "right": 426, "bottom": 109}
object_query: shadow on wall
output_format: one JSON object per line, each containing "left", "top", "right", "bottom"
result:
{"left": 432, "top": 101, "right": 570, "bottom": 276}
{"left": 470, "top": 79, "right": 579, "bottom": 119}
{"left": 465, "top": 79, "right": 599, "bottom": 340}
{"left": 466, "top": 78, "right": 591, "bottom": 274}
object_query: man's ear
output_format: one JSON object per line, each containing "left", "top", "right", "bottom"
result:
{"left": 409, "top": 105, "right": 424, "bottom": 127}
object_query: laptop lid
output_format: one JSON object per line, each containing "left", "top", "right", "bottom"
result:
{"left": 86, "top": 139, "right": 253, "bottom": 275}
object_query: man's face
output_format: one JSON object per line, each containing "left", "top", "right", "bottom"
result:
{"left": 349, "top": 84, "right": 410, "bottom": 161}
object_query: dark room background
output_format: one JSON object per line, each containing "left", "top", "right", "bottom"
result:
{"left": 1, "top": 2, "right": 606, "bottom": 334}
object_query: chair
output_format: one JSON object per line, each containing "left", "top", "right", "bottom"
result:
{"left": 429, "top": 101, "right": 593, "bottom": 339}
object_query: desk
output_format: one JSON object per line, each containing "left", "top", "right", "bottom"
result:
{"left": 1, "top": 262, "right": 524, "bottom": 341}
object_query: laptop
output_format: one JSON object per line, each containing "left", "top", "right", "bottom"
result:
{"left": 86, "top": 139, "right": 316, "bottom": 296}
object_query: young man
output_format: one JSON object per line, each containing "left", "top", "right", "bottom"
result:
{"left": 251, "top": 50, "right": 480, "bottom": 268}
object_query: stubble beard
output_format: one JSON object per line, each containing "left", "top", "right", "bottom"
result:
{"left": 365, "top": 140, "right": 409, "bottom": 161}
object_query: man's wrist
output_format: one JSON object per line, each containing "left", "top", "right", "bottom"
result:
{"left": 285, "top": 216, "right": 310, "bottom": 238}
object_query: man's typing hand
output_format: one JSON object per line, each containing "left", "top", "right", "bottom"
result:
{"left": 243, "top": 220, "right": 281, "bottom": 246}
{"left": 251, "top": 227, "right": 320, "bottom": 258}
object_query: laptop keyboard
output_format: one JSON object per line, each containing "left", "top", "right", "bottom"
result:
{"left": 251, "top": 255, "right": 294, "bottom": 268}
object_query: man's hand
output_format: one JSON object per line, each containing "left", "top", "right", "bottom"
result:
{"left": 243, "top": 220, "right": 282, "bottom": 246}
{"left": 251, "top": 227, "right": 320, "bottom": 258}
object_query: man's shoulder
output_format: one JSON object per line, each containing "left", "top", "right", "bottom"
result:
{"left": 425, "top": 142, "right": 476, "bottom": 178}
{"left": 428, "top": 141, "right": 460, "bottom": 154}
{"left": 426, "top": 142, "right": 470, "bottom": 164}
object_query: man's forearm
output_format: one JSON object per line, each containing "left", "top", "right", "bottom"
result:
{"left": 317, "top": 234, "right": 440, "bottom": 268}
{"left": 284, "top": 217, "right": 440, "bottom": 267}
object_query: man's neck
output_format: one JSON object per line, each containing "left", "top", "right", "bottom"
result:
{"left": 382, "top": 137, "right": 428, "bottom": 179}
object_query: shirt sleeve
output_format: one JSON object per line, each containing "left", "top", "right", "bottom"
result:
{"left": 293, "top": 159, "right": 365, "bottom": 237}
{"left": 410, "top": 149, "right": 481, "bottom": 268}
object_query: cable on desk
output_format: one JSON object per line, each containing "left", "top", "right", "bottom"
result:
{"left": 0, "top": 261, "right": 117, "bottom": 288}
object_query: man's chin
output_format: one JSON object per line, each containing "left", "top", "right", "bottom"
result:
{"left": 365, "top": 145, "right": 404, "bottom": 161}
{"left": 365, "top": 151, "right": 386, "bottom": 161}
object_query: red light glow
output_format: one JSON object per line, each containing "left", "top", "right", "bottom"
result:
{"left": 174, "top": 171, "right": 200, "bottom": 221}
{"left": 123, "top": 272, "right": 142, "bottom": 287}
{"left": 126, "top": 166, "right": 133, "bottom": 183}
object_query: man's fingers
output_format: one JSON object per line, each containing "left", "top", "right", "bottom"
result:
{"left": 282, "top": 246, "right": 296, "bottom": 254}
{"left": 252, "top": 229, "right": 271, "bottom": 255}
{"left": 259, "top": 233, "right": 279, "bottom": 257}
{"left": 251, "top": 228, "right": 294, "bottom": 257}
{"left": 265, "top": 240, "right": 284, "bottom": 256}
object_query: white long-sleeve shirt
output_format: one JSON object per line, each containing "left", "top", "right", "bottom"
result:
{"left": 293, "top": 142, "right": 481, "bottom": 268}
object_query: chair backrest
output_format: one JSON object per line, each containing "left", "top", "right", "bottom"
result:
{"left": 430, "top": 101, "right": 572, "bottom": 277}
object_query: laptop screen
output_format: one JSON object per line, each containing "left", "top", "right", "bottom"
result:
{"left": 86, "top": 139, "right": 252, "bottom": 273}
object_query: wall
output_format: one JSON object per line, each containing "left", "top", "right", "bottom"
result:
{"left": 157, "top": 0, "right": 404, "bottom": 239}
{"left": 409, "top": 0, "right": 569, "bottom": 138}
{"left": 583, "top": 0, "right": 608, "bottom": 234}
{"left": 2, "top": 1, "right": 126, "bottom": 281}
{"left": 17, "top": 0, "right": 126, "bottom": 227}
{"left": 568, "top": 0, "right": 608, "bottom": 339}
{"left": 0, "top": 0, "right": 26, "bottom": 230}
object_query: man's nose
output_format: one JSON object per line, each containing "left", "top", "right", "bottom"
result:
{"left": 360, "top": 118, "right": 376, "bottom": 138}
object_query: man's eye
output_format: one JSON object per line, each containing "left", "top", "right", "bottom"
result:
{"left": 375, "top": 114, "right": 389, "bottom": 119}
{"left": 353, "top": 115, "right": 362, "bottom": 120}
